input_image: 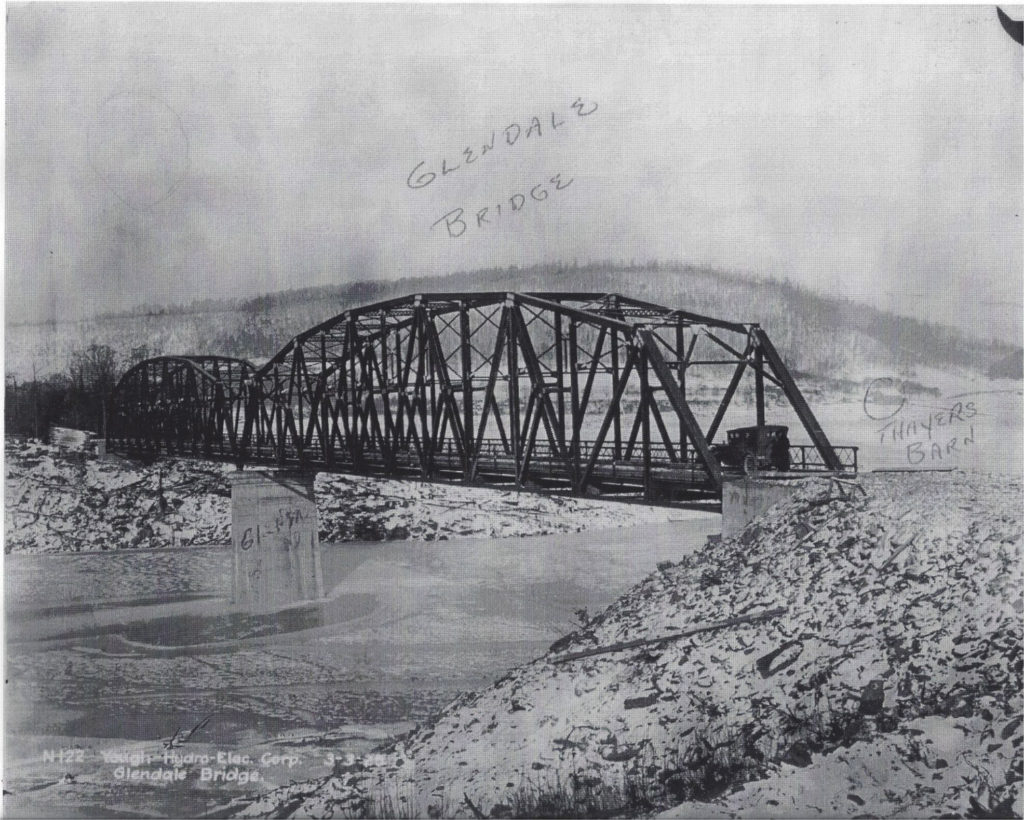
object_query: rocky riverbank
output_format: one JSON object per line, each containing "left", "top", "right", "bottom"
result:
{"left": 3, "top": 438, "right": 673, "bottom": 553}
{"left": 233, "top": 471, "right": 1022, "bottom": 818}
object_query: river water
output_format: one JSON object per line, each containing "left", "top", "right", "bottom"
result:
{"left": 4, "top": 516, "right": 718, "bottom": 818}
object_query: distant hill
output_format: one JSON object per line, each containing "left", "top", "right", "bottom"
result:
{"left": 5, "top": 261, "right": 1020, "bottom": 383}
{"left": 988, "top": 348, "right": 1024, "bottom": 380}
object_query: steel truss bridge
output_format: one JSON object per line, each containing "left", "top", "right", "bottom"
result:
{"left": 108, "top": 293, "right": 856, "bottom": 505}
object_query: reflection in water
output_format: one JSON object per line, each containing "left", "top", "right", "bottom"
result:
{"left": 92, "top": 592, "right": 384, "bottom": 653}
{"left": 112, "top": 605, "right": 326, "bottom": 649}
{"left": 13, "top": 591, "right": 392, "bottom": 654}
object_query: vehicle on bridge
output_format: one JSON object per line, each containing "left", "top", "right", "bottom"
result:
{"left": 712, "top": 425, "right": 791, "bottom": 474}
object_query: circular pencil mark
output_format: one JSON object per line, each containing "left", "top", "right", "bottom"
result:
{"left": 87, "top": 91, "right": 190, "bottom": 208}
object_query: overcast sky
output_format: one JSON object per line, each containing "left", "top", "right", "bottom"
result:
{"left": 6, "top": 4, "right": 1022, "bottom": 342}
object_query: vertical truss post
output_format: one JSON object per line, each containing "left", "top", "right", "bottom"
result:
{"left": 335, "top": 336, "right": 348, "bottom": 459}
{"left": 380, "top": 314, "right": 388, "bottom": 391}
{"left": 209, "top": 382, "right": 222, "bottom": 456}
{"left": 161, "top": 359, "right": 171, "bottom": 453}
{"left": 554, "top": 310, "right": 566, "bottom": 448}
{"left": 397, "top": 321, "right": 415, "bottom": 452}
{"left": 459, "top": 301, "right": 473, "bottom": 478}
{"left": 568, "top": 319, "right": 581, "bottom": 489}
{"left": 639, "top": 352, "right": 652, "bottom": 500}
{"left": 415, "top": 309, "right": 430, "bottom": 473}
{"left": 611, "top": 327, "right": 622, "bottom": 460}
{"left": 347, "top": 316, "right": 360, "bottom": 466}
{"left": 755, "top": 341, "right": 766, "bottom": 443}
{"left": 274, "top": 364, "right": 285, "bottom": 465}
{"left": 676, "top": 323, "right": 686, "bottom": 462}
{"left": 373, "top": 340, "right": 397, "bottom": 461}
{"left": 296, "top": 348, "right": 306, "bottom": 460}
{"left": 506, "top": 302, "right": 521, "bottom": 487}
{"left": 427, "top": 312, "right": 437, "bottom": 471}
{"left": 421, "top": 305, "right": 438, "bottom": 477}
{"left": 240, "top": 376, "right": 254, "bottom": 463}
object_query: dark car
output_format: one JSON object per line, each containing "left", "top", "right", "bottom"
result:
{"left": 711, "top": 425, "right": 791, "bottom": 473}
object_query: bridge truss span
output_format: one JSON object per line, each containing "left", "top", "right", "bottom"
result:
{"left": 108, "top": 293, "right": 855, "bottom": 503}
{"left": 108, "top": 355, "right": 256, "bottom": 459}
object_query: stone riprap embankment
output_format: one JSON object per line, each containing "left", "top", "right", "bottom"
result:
{"left": 237, "top": 471, "right": 1022, "bottom": 818}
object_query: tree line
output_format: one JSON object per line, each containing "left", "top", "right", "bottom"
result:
{"left": 4, "top": 343, "right": 156, "bottom": 440}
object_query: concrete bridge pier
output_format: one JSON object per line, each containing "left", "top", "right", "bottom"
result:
{"left": 230, "top": 470, "right": 324, "bottom": 612}
{"left": 721, "top": 475, "right": 807, "bottom": 538}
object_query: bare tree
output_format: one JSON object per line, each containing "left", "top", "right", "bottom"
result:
{"left": 65, "top": 343, "right": 120, "bottom": 433}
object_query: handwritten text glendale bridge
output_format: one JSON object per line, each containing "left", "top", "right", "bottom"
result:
{"left": 107, "top": 292, "right": 856, "bottom": 506}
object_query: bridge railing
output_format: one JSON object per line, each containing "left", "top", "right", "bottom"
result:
{"left": 789, "top": 444, "right": 858, "bottom": 473}
{"left": 107, "top": 428, "right": 856, "bottom": 480}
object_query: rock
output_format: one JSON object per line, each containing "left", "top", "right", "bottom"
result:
{"left": 858, "top": 678, "right": 886, "bottom": 716}
{"left": 601, "top": 743, "right": 642, "bottom": 762}
{"left": 740, "top": 524, "right": 762, "bottom": 546}
{"left": 876, "top": 712, "right": 899, "bottom": 732}
{"left": 664, "top": 773, "right": 691, "bottom": 800}
{"left": 756, "top": 640, "right": 804, "bottom": 678}
{"left": 782, "top": 740, "right": 813, "bottom": 768}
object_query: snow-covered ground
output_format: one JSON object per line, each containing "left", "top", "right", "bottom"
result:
{"left": 661, "top": 713, "right": 1021, "bottom": 818}
{"left": 3, "top": 439, "right": 676, "bottom": 553}
{"left": 236, "top": 471, "right": 1022, "bottom": 818}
